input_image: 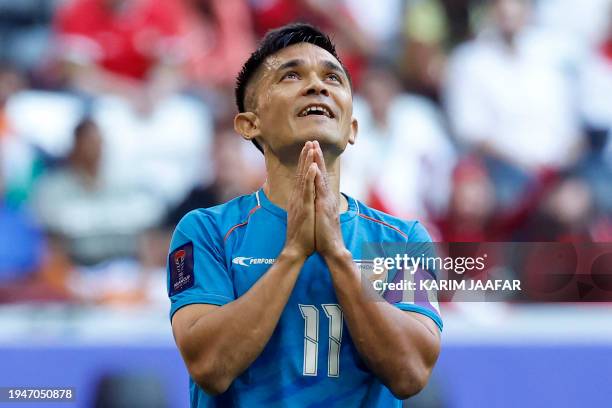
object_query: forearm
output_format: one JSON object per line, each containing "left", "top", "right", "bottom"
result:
{"left": 324, "top": 249, "right": 440, "bottom": 398}
{"left": 176, "top": 248, "right": 305, "bottom": 393}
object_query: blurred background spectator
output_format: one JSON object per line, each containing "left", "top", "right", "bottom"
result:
{"left": 180, "top": 0, "right": 256, "bottom": 90}
{"left": 31, "top": 118, "right": 162, "bottom": 265}
{"left": 165, "top": 124, "right": 265, "bottom": 228}
{"left": 444, "top": 0, "right": 580, "bottom": 209}
{"left": 341, "top": 62, "right": 455, "bottom": 226}
{"left": 53, "top": 0, "right": 185, "bottom": 108}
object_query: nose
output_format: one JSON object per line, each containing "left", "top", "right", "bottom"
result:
{"left": 302, "top": 75, "right": 329, "bottom": 97}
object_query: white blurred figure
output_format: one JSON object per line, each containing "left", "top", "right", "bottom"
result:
{"left": 342, "top": 0, "right": 404, "bottom": 56}
{"left": 579, "top": 4, "right": 612, "bottom": 160}
{"left": 51, "top": 0, "right": 215, "bottom": 207}
{"left": 536, "top": 0, "right": 612, "bottom": 49}
{"left": 92, "top": 94, "right": 213, "bottom": 206}
{"left": 341, "top": 64, "right": 455, "bottom": 222}
{"left": 445, "top": 0, "right": 581, "bottom": 172}
{"left": 575, "top": 4, "right": 612, "bottom": 217}
{"left": 32, "top": 119, "right": 164, "bottom": 265}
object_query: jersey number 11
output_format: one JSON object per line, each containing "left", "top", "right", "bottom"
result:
{"left": 298, "top": 304, "right": 343, "bottom": 377}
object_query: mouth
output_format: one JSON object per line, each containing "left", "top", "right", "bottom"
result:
{"left": 297, "top": 103, "right": 335, "bottom": 119}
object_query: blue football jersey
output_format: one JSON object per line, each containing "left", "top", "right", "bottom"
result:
{"left": 167, "top": 188, "right": 442, "bottom": 408}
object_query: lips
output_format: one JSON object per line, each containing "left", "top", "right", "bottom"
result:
{"left": 297, "top": 103, "right": 334, "bottom": 118}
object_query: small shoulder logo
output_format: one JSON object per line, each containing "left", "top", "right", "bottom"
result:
{"left": 169, "top": 242, "right": 194, "bottom": 296}
{"left": 232, "top": 256, "right": 276, "bottom": 267}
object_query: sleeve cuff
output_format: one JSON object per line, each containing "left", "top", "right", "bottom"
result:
{"left": 394, "top": 303, "right": 443, "bottom": 332}
{"left": 169, "top": 293, "right": 233, "bottom": 321}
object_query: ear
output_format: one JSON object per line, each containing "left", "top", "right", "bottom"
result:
{"left": 348, "top": 117, "right": 358, "bottom": 145}
{"left": 234, "top": 112, "right": 261, "bottom": 142}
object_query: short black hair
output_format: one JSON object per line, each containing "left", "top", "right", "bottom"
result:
{"left": 235, "top": 23, "right": 351, "bottom": 153}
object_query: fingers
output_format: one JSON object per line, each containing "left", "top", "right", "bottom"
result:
{"left": 296, "top": 143, "right": 314, "bottom": 194}
{"left": 297, "top": 141, "right": 312, "bottom": 178}
{"left": 304, "top": 149, "right": 314, "bottom": 181}
{"left": 304, "top": 162, "right": 317, "bottom": 201}
{"left": 312, "top": 141, "right": 327, "bottom": 175}
{"left": 312, "top": 141, "right": 328, "bottom": 198}
{"left": 297, "top": 141, "right": 325, "bottom": 202}
{"left": 313, "top": 165, "right": 326, "bottom": 199}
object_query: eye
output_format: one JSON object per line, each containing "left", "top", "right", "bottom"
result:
{"left": 282, "top": 71, "right": 300, "bottom": 80}
{"left": 326, "top": 73, "right": 341, "bottom": 82}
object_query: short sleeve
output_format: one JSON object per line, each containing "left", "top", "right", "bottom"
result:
{"left": 167, "top": 210, "right": 235, "bottom": 321}
{"left": 390, "top": 222, "right": 443, "bottom": 331}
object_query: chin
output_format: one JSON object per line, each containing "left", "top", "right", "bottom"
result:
{"left": 271, "top": 125, "right": 347, "bottom": 160}
{"left": 301, "top": 130, "right": 344, "bottom": 148}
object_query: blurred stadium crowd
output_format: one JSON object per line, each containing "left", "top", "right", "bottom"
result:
{"left": 1, "top": 0, "right": 612, "bottom": 306}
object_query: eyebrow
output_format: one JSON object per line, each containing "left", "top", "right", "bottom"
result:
{"left": 322, "top": 60, "right": 344, "bottom": 74}
{"left": 277, "top": 59, "right": 304, "bottom": 71}
{"left": 277, "top": 58, "right": 346, "bottom": 77}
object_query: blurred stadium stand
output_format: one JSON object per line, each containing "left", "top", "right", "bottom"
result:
{"left": 1, "top": 0, "right": 612, "bottom": 406}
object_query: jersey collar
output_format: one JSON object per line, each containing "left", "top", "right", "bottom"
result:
{"left": 256, "top": 187, "right": 358, "bottom": 223}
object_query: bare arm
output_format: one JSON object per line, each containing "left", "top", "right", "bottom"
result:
{"left": 311, "top": 141, "right": 441, "bottom": 399}
{"left": 324, "top": 250, "right": 441, "bottom": 399}
{"left": 172, "top": 248, "right": 305, "bottom": 395}
{"left": 171, "top": 143, "right": 319, "bottom": 395}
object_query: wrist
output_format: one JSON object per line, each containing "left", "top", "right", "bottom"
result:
{"left": 280, "top": 245, "right": 309, "bottom": 265}
{"left": 321, "top": 246, "right": 352, "bottom": 265}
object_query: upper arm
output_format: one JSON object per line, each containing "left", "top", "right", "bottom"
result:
{"left": 171, "top": 303, "right": 220, "bottom": 350}
{"left": 405, "top": 311, "right": 441, "bottom": 343}
{"left": 389, "top": 221, "right": 444, "bottom": 331}
{"left": 402, "top": 310, "right": 441, "bottom": 374}
{"left": 167, "top": 211, "right": 235, "bottom": 321}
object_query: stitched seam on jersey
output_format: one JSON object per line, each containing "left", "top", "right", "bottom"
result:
{"left": 357, "top": 213, "right": 408, "bottom": 239}
{"left": 406, "top": 221, "right": 419, "bottom": 240}
{"left": 223, "top": 205, "right": 261, "bottom": 242}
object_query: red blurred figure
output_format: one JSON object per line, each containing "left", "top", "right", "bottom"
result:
{"left": 437, "top": 158, "right": 497, "bottom": 242}
{"left": 54, "top": 0, "right": 185, "bottom": 109}
{"left": 180, "top": 0, "right": 256, "bottom": 89}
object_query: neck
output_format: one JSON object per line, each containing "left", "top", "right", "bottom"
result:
{"left": 498, "top": 28, "right": 520, "bottom": 50}
{"left": 70, "top": 158, "right": 98, "bottom": 182}
{"left": 263, "top": 146, "right": 347, "bottom": 213}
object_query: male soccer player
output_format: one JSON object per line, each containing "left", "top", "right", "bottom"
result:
{"left": 168, "top": 23, "right": 442, "bottom": 407}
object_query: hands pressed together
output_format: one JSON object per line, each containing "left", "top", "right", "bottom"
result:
{"left": 284, "top": 141, "right": 345, "bottom": 260}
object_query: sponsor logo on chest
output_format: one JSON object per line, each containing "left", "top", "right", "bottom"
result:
{"left": 232, "top": 256, "right": 277, "bottom": 267}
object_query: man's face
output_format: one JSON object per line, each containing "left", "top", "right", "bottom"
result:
{"left": 247, "top": 43, "right": 356, "bottom": 158}
{"left": 493, "top": 0, "right": 530, "bottom": 37}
